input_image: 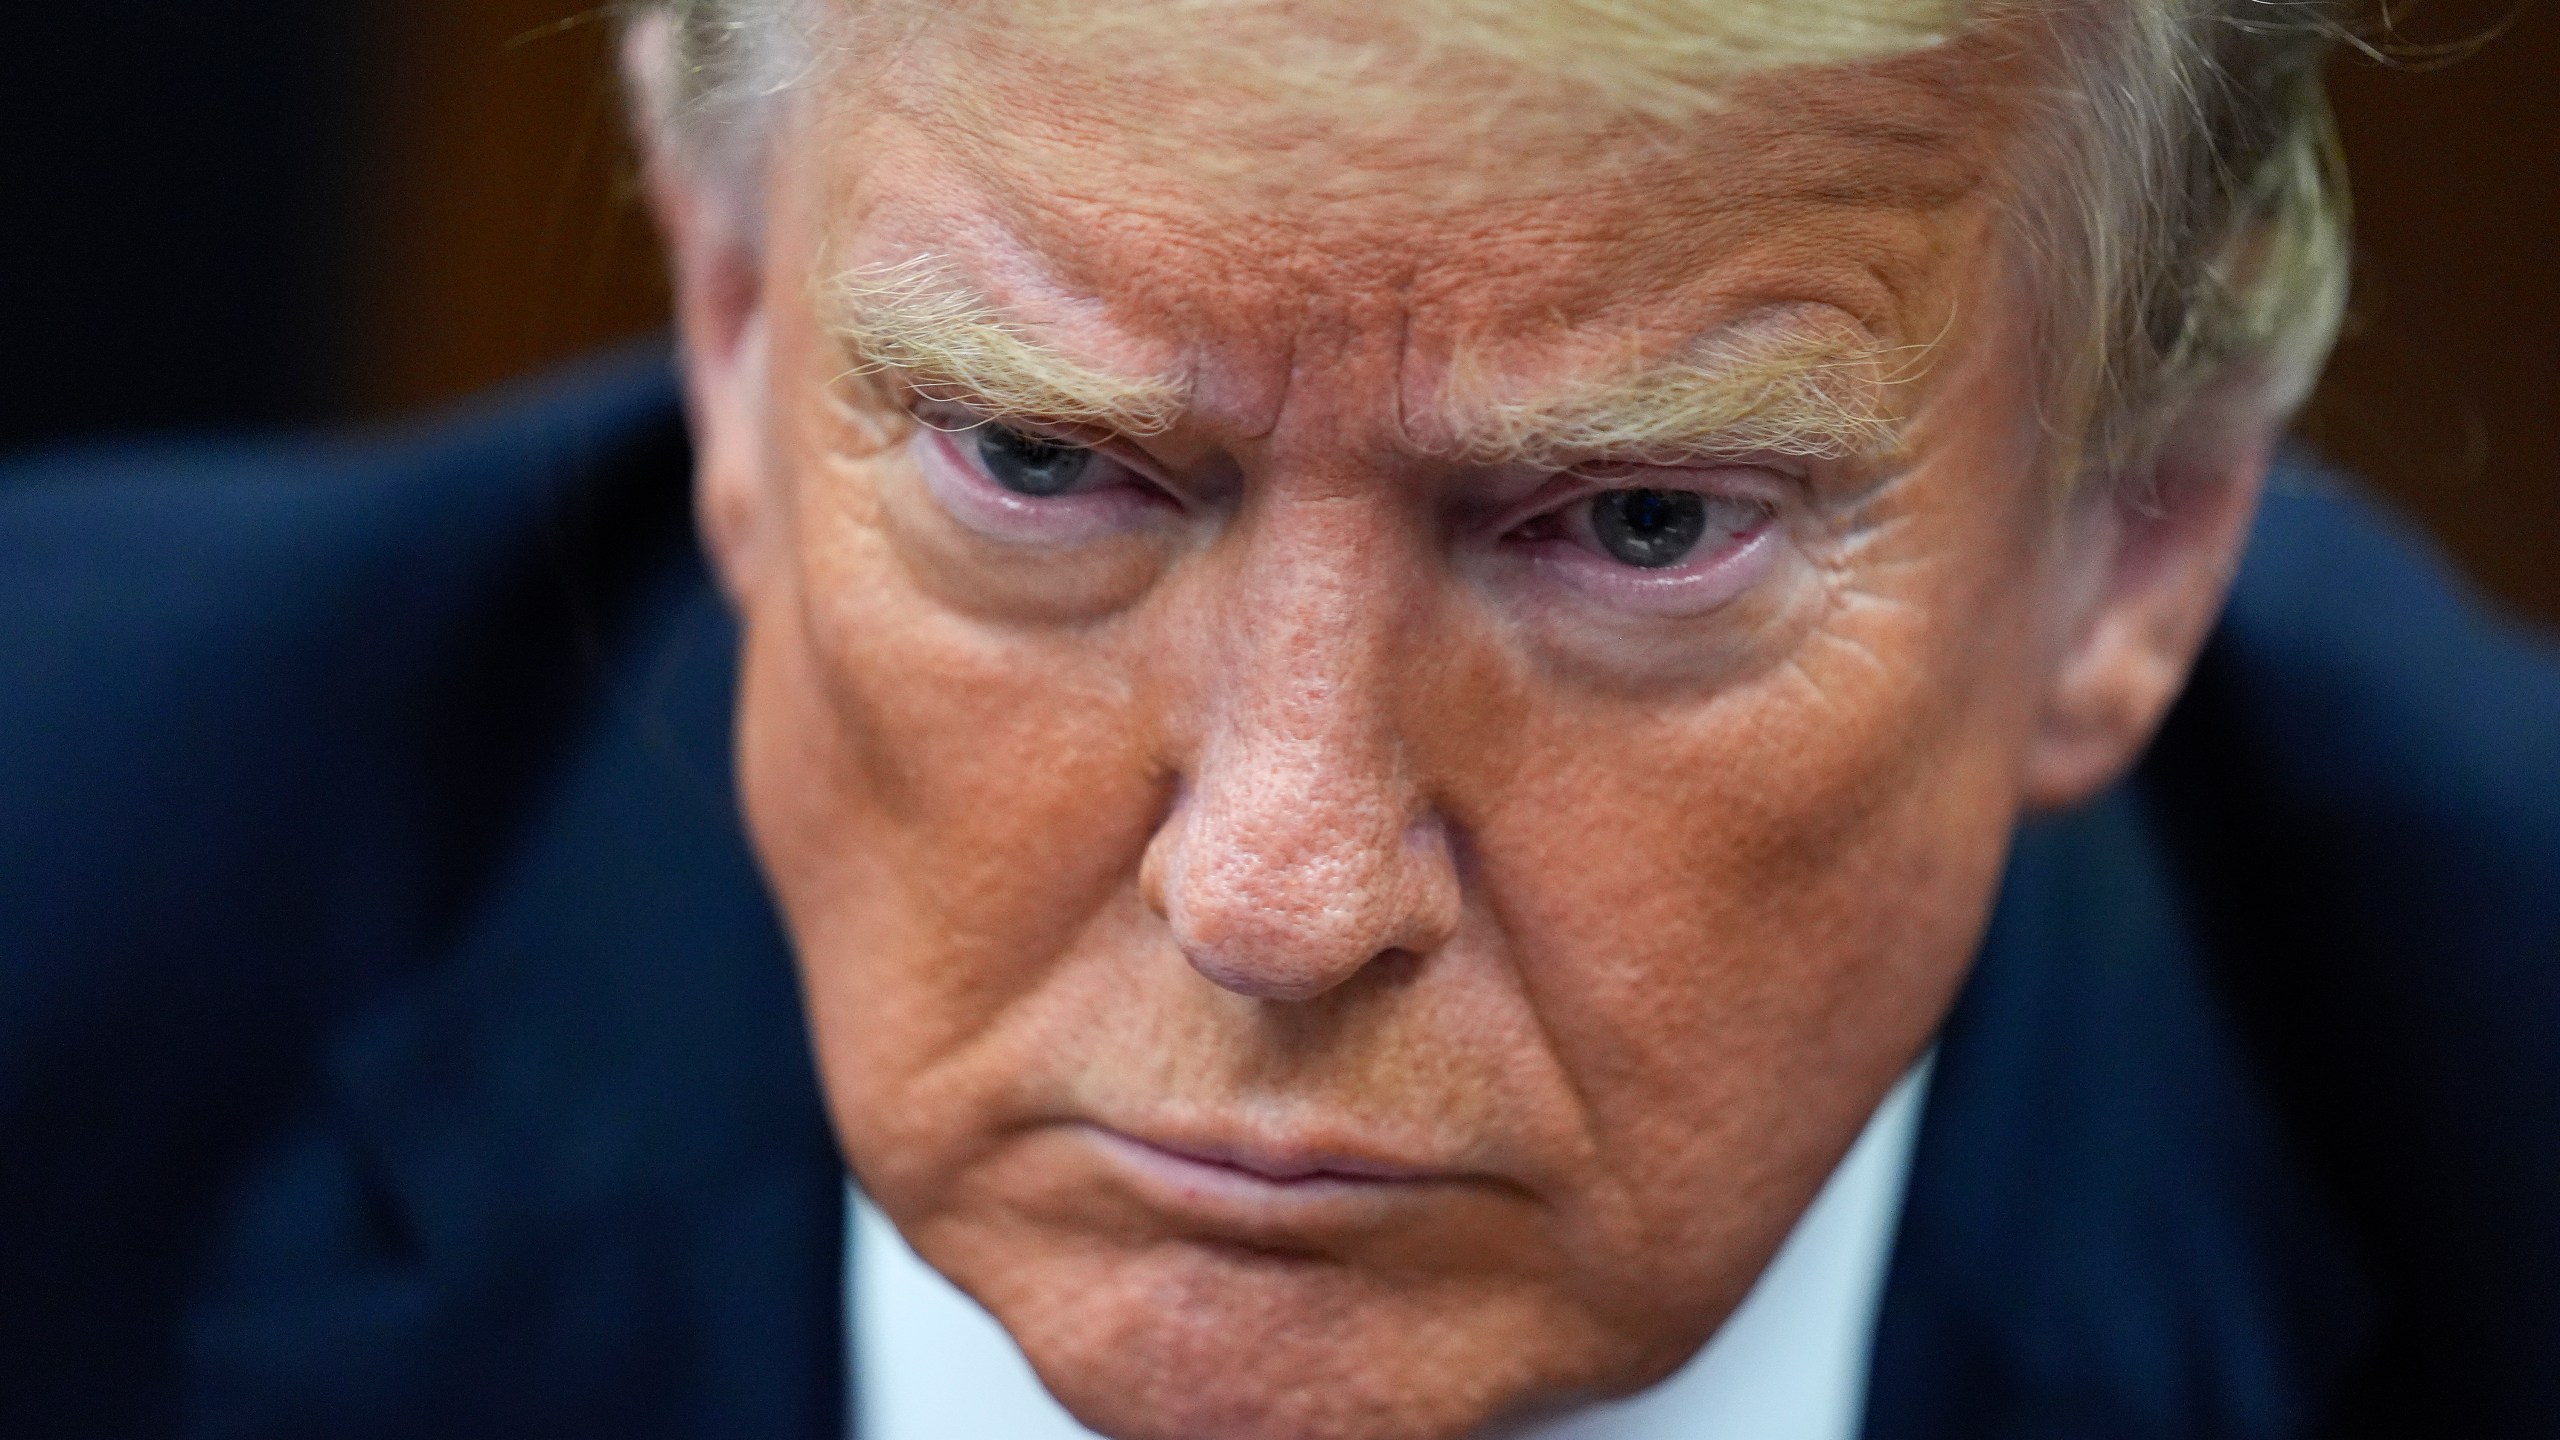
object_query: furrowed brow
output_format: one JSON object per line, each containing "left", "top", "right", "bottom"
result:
{"left": 1435, "top": 326, "right": 1924, "bottom": 469}
{"left": 817, "top": 255, "right": 1185, "bottom": 435}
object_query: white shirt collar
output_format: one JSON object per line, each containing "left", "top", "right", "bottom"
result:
{"left": 849, "top": 1059, "right": 1930, "bottom": 1440}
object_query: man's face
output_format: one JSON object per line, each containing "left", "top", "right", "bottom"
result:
{"left": 709, "top": 15, "right": 2076, "bottom": 1439}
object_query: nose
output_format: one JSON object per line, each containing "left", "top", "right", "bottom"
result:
{"left": 1140, "top": 506, "right": 1464, "bottom": 1002}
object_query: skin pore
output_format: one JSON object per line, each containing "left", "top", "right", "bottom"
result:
{"left": 647, "top": 8, "right": 2274, "bottom": 1438}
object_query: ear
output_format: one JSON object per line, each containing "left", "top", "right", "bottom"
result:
{"left": 2021, "top": 390, "right": 2275, "bottom": 810}
{"left": 624, "top": 13, "right": 776, "bottom": 611}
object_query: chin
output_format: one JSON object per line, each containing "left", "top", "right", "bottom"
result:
{"left": 949, "top": 1231, "right": 1622, "bottom": 1440}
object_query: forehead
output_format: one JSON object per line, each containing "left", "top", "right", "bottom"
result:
{"left": 800, "top": 6, "right": 2038, "bottom": 430}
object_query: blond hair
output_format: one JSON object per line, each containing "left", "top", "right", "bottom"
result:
{"left": 632, "top": 0, "right": 2349, "bottom": 485}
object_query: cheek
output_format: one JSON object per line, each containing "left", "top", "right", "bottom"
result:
{"left": 1454, "top": 566, "right": 2034, "bottom": 1253}
{"left": 732, "top": 486, "right": 1174, "bottom": 1191}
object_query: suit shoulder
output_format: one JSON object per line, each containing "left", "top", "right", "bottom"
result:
{"left": 0, "top": 343, "right": 697, "bottom": 1015}
{"left": 2196, "top": 468, "right": 2560, "bottom": 870}
{"left": 2144, "top": 470, "right": 2560, "bottom": 1428}
{"left": 0, "top": 342, "right": 688, "bottom": 641}
{"left": 0, "top": 352, "right": 831, "bottom": 1435}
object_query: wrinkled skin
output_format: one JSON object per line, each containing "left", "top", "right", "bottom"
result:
{"left": 645, "top": 11, "right": 2273, "bottom": 1439}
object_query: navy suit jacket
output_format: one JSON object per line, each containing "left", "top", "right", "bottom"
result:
{"left": 4, "top": 348, "right": 2555, "bottom": 1438}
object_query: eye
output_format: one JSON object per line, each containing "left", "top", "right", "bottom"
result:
{"left": 908, "top": 406, "right": 1169, "bottom": 548}
{"left": 1575, "top": 486, "right": 1769, "bottom": 570}
{"left": 1495, "top": 471, "right": 1785, "bottom": 619}
{"left": 974, "top": 422, "right": 1100, "bottom": 498}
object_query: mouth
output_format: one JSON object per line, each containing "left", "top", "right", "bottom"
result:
{"left": 1075, "top": 1122, "right": 1474, "bottom": 1233}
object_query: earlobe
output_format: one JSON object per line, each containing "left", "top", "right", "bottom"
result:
{"left": 2021, "top": 422, "right": 2273, "bottom": 811}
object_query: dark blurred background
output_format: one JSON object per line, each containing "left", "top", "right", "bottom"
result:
{"left": 4, "top": 0, "right": 2552, "bottom": 623}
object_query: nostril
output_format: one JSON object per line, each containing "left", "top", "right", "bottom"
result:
{"left": 1137, "top": 827, "right": 1177, "bottom": 924}
{"left": 1352, "top": 945, "right": 1426, "bottom": 991}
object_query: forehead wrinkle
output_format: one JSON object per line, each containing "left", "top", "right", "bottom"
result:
{"left": 816, "top": 252, "right": 1189, "bottom": 434}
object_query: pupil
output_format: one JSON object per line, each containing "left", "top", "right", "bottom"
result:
{"left": 1591, "top": 489, "right": 1710, "bottom": 569}
{"left": 976, "top": 424, "right": 1093, "bottom": 497}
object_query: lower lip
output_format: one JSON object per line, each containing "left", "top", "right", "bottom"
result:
{"left": 1077, "top": 1126, "right": 1444, "bottom": 1230}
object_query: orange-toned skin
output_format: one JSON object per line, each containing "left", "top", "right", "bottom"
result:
{"left": 648, "top": 17, "right": 2272, "bottom": 1440}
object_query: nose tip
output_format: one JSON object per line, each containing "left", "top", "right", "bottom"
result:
{"left": 1142, "top": 789, "right": 1462, "bottom": 1002}
{"left": 1146, "top": 494, "right": 1462, "bottom": 1001}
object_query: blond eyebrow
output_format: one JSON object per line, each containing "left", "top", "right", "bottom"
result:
{"left": 822, "top": 255, "right": 1924, "bottom": 464}
{"left": 817, "top": 255, "right": 1186, "bottom": 436}
{"left": 1432, "top": 324, "right": 1926, "bottom": 469}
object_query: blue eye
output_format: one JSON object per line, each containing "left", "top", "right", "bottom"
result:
{"left": 975, "top": 423, "right": 1097, "bottom": 497}
{"left": 1588, "top": 489, "right": 1710, "bottom": 568}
